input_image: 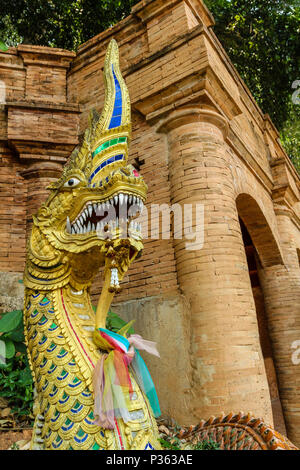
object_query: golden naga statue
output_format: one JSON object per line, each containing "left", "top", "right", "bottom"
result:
{"left": 23, "top": 40, "right": 161, "bottom": 450}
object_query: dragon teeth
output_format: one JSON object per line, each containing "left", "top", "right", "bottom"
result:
{"left": 88, "top": 205, "right": 92, "bottom": 217}
{"left": 66, "top": 216, "right": 71, "bottom": 233}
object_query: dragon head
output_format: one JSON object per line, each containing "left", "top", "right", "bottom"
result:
{"left": 24, "top": 40, "right": 147, "bottom": 316}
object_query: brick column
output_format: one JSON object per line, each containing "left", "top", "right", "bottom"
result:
{"left": 158, "top": 106, "right": 273, "bottom": 423}
{"left": 21, "top": 161, "right": 63, "bottom": 239}
{"left": 258, "top": 208, "right": 300, "bottom": 445}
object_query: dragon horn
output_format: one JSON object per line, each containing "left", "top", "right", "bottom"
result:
{"left": 87, "top": 39, "right": 132, "bottom": 186}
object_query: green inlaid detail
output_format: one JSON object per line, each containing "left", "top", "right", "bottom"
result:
{"left": 88, "top": 411, "right": 94, "bottom": 420}
{"left": 92, "top": 137, "right": 127, "bottom": 158}
{"left": 65, "top": 417, "right": 71, "bottom": 425}
{"left": 77, "top": 428, "right": 85, "bottom": 437}
{"left": 92, "top": 443, "right": 100, "bottom": 450}
{"left": 50, "top": 322, "right": 57, "bottom": 328}
{"left": 73, "top": 377, "right": 80, "bottom": 383}
{"left": 59, "top": 348, "right": 67, "bottom": 355}
{"left": 74, "top": 401, "right": 81, "bottom": 409}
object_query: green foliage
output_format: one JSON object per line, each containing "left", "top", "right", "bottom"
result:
{"left": 193, "top": 438, "right": 220, "bottom": 450}
{"left": 0, "top": 0, "right": 137, "bottom": 51}
{"left": 204, "top": 0, "right": 300, "bottom": 171}
{"left": 0, "top": 309, "right": 33, "bottom": 419}
{"left": 0, "top": 39, "right": 8, "bottom": 51}
{"left": 159, "top": 437, "right": 181, "bottom": 450}
{"left": 280, "top": 104, "right": 300, "bottom": 173}
{"left": 159, "top": 436, "right": 220, "bottom": 450}
{"left": 92, "top": 305, "right": 135, "bottom": 335}
{"left": 0, "top": 353, "right": 33, "bottom": 417}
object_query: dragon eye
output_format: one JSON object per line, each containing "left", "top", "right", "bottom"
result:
{"left": 64, "top": 177, "right": 81, "bottom": 188}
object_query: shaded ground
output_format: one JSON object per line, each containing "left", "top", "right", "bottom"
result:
{"left": 0, "top": 396, "right": 33, "bottom": 450}
{"left": 0, "top": 429, "right": 32, "bottom": 450}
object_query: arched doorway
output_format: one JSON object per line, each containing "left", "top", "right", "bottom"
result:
{"left": 236, "top": 194, "right": 286, "bottom": 434}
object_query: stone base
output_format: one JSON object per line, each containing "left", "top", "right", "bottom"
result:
{"left": 0, "top": 271, "right": 24, "bottom": 314}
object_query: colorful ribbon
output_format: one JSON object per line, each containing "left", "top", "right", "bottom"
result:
{"left": 92, "top": 325, "right": 161, "bottom": 429}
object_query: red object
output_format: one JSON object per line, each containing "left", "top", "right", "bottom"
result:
{"left": 133, "top": 169, "right": 139, "bottom": 177}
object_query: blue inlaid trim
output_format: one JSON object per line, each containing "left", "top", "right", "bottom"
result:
{"left": 48, "top": 323, "right": 58, "bottom": 332}
{"left": 108, "top": 65, "right": 122, "bottom": 129}
{"left": 51, "top": 411, "right": 61, "bottom": 423}
{"left": 84, "top": 416, "right": 94, "bottom": 426}
{"left": 52, "top": 438, "right": 63, "bottom": 449}
{"left": 57, "top": 350, "right": 68, "bottom": 359}
{"left": 62, "top": 421, "right": 74, "bottom": 432}
{"left": 46, "top": 343, "right": 57, "bottom": 353}
{"left": 59, "top": 394, "right": 70, "bottom": 405}
{"left": 38, "top": 336, "right": 47, "bottom": 346}
{"left": 70, "top": 403, "right": 83, "bottom": 414}
{"left": 88, "top": 154, "right": 124, "bottom": 183}
{"left": 144, "top": 442, "right": 154, "bottom": 450}
{"left": 74, "top": 433, "right": 88, "bottom": 444}
{"left": 49, "top": 387, "right": 58, "bottom": 398}
{"left": 57, "top": 370, "right": 69, "bottom": 381}
{"left": 31, "top": 330, "right": 38, "bottom": 340}
{"left": 48, "top": 364, "right": 57, "bottom": 375}
{"left": 69, "top": 379, "right": 82, "bottom": 389}
{"left": 42, "top": 380, "right": 49, "bottom": 391}
{"left": 38, "top": 316, "right": 48, "bottom": 326}
{"left": 30, "top": 310, "right": 39, "bottom": 319}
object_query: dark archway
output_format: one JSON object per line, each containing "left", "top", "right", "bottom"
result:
{"left": 239, "top": 217, "right": 286, "bottom": 434}
{"left": 236, "top": 194, "right": 283, "bottom": 268}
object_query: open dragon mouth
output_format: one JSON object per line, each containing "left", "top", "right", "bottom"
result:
{"left": 66, "top": 192, "right": 144, "bottom": 235}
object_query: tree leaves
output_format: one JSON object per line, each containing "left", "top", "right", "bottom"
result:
{"left": 205, "top": 0, "right": 300, "bottom": 170}
{"left": 0, "top": 310, "right": 23, "bottom": 334}
{"left": 0, "top": 40, "right": 8, "bottom": 51}
{"left": 2, "top": 339, "right": 15, "bottom": 359}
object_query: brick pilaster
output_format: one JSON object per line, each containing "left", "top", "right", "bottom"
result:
{"left": 157, "top": 105, "right": 273, "bottom": 423}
